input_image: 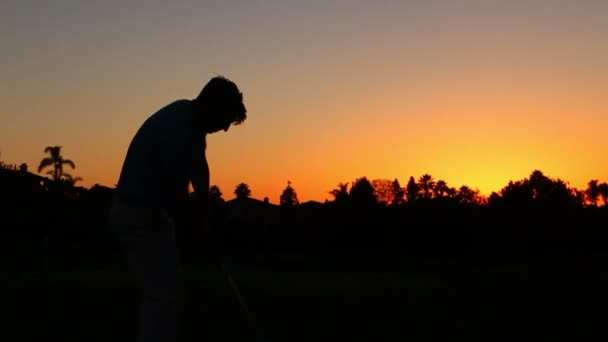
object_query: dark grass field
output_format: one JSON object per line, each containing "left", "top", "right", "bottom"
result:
{"left": 4, "top": 253, "right": 608, "bottom": 341}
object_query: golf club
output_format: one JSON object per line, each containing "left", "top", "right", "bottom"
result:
{"left": 219, "top": 259, "right": 270, "bottom": 342}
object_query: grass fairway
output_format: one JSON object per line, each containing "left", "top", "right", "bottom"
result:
{"left": 4, "top": 255, "right": 608, "bottom": 341}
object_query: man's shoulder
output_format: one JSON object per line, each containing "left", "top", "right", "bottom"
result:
{"left": 158, "top": 99, "right": 192, "bottom": 114}
{"left": 170, "top": 99, "right": 192, "bottom": 107}
{"left": 144, "top": 99, "right": 192, "bottom": 124}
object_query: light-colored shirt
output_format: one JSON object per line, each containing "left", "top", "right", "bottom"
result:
{"left": 116, "top": 99, "right": 206, "bottom": 211}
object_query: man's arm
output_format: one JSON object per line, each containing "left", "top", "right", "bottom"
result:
{"left": 191, "top": 150, "right": 210, "bottom": 222}
{"left": 190, "top": 148, "right": 216, "bottom": 265}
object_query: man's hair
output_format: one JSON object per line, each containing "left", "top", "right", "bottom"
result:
{"left": 196, "top": 75, "right": 247, "bottom": 125}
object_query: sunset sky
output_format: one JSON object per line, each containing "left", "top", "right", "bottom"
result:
{"left": 1, "top": 0, "right": 607, "bottom": 203}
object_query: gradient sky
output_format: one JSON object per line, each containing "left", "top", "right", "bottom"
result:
{"left": 1, "top": 0, "right": 607, "bottom": 203}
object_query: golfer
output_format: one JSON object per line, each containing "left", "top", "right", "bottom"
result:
{"left": 109, "top": 75, "right": 247, "bottom": 342}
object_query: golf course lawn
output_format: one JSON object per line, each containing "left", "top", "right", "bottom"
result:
{"left": 4, "top": 255, "right": 607, "bottom": 341}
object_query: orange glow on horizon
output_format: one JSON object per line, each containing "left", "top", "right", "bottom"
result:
{"left": 1, "top": 2, "right": 607, "bottom": 204}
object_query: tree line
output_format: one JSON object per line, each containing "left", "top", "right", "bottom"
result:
{"left": 213, "top": 171, "right": 608, "bottom": 209}
{"left": 2, "top": 145, "right": 608, "bottom": 271}
{"left": 2, "top": 145, "right": 607, "bottom": 208}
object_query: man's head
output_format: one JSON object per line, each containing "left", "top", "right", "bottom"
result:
{"left": 193, "top": 75, "right": 247, "bottom": 134}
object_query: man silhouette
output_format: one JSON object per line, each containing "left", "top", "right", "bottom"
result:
{"left": 108, "top": 75, "right": 247, "bottom": 342}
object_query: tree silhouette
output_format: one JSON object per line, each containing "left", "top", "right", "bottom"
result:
{"left": 529, "top": 170, "right": 551, "bottom": 201}
{"left": 349, "top": 177, "right": 377, "bottom": 207}
{"left": 487, "top": 192, "right": 501, "bottom": 207}
{"left": 417, "top": 174, "right": 435, "bottom": 200}
{"left": 280, "top": 181, "right": 299, "bottom": 207}
{"left": 329, "top": 183, "right": 349, "bottom": 203}
{"left": 206, "top": 185, "right": 226, "bottom": 223}
{"left": 234, "top": 182, "right": 251, "bottom": 199}
{"left": 585, "top": 180, "right": 600, "bottom": 206}
{"left": 19, "top": 163, "right": 28, "bottom": 173}
{"left": 405, "top": 176, "right": 420, "bottom": 203}
{"left": 391, "top": 178, "right": 405, "bottom": 206}
{"left": 445, "top": 186, "right": 457, "bottom": 198}
{"left": 371, "top": 179, "right": 395, "bottom": 205}
{"left": 598, "top": 182, "right": 608, "bottom": 207}
{"left": 433, "top": 179, "right": 450, "bottom": 199}
{"left": 496, "top": 170, "right": 582, "bottom": 209}
{"left": 499, "top": 180, "right": 532, "bottom": 207}
{"left": 456, "top": 185, "right": 481, "bottom": 205}
{"left": 209, "top": 185, "right": 224, "bottom": 203}
{"left": 38, "top": 146, "right": 75, "bottom": 182}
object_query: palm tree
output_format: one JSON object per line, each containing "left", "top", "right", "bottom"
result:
{"left": 418, "top": 174, "right": 435, "bottom": 199}
{"left": 37, "top": 145, "right": 76, "bottom": 273}
{"left": 329, "top": 183, "right": 349, "bottom": 203}
{"left": 234, "top": 182, "right": 251, "bottom": 199}
{"left": 38, "top": 146, "right": 75, "bottom": 182}
{"left": 209, "top": 185, "right": 224, "bottom": 203}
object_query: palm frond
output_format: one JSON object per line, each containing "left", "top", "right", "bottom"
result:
{"left": 44, "top": 146, "right": 61, "bottom": 157}
{"left": 62, "top": 159, "right": 76, "bottom": 170}
{"left": 38, "top": 158, "right": 54, "bottom": 172}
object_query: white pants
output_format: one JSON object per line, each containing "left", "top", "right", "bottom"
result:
{"left": 109, "top": 197, "right": 184, "bottom": 342}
